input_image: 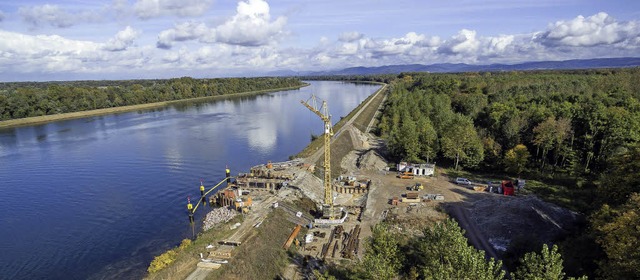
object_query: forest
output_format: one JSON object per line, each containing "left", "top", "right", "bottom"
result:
{"left": 0, "top": 77, "right": 303, "bottom": 121}
{"left": 342, "top": 68, "right": 639, "bottom": 279}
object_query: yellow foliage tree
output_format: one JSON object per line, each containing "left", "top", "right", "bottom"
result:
{"left": 504, "top": 144, "right": 530, "bottom": 176}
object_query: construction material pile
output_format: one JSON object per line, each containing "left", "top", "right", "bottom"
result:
{"left": 357, "top": 150, "right": 387, "bottom": 170}
{"left": 203, "top": 207, "right": 237, "bottom": 231}
{"left": 469, "top": 195, "right": 580, "bottom": 243}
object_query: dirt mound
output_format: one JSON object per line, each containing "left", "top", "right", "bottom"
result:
{"left": 357, "top": 150, "right": 387, "bottom": 171}
{"left": 468, "top": 195, "right": 580, "bottom": 245}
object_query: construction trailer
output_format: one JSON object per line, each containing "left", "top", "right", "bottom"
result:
{"left": 397, "top": 162, "right": 435, "bottom": 176}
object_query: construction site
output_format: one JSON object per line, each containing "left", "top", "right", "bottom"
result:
{"left": 150, "top": 83, "right": 581, "bottom": 280}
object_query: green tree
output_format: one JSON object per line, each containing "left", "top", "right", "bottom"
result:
{"left": 514, "top": 244, "right": 565, "bottom": 280}
{"left": 591, "top": 193, "right": 640, "bottom": 279}
{"left": 533, "top": 116, "right": 558, "bottom": 169}
{"left": 596, "top": 143, "right": 640, "bottom": 206}
{"left": 361, "top": 223, "right": 403, "bottom": 280}
{"left": 312, "top": 270, "right": 337, "bottom": 280}
{"left": 440, "top": 113, "right": 484, "bottom": 170}
{"left": 399, "top": 116, "right": 420, "bottom": 162}
{"left": 417, "top": 219, "right": 505, "bottom": 280}
{"left": 504, "top": 144, "right": 531, "bottom": 176}
{"left": 417, "top": 116, "right": 438, "bottom": 163}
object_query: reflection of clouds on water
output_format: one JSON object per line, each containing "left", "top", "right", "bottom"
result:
{"left": 245, "top": 112, "right": 277, "bottom": 154}
{"left": 164, "top": 144, "right": 183, "bottom": 171}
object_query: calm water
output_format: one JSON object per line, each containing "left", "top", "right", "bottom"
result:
{"left": 0, "top": 81, "right": 380, "bottom": 280}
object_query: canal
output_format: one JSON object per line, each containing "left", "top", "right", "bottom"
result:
{"left": 0, "top": 81, "right": 381, "bottom": 279}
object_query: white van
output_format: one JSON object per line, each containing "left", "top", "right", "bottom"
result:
{"left": 455, "top": 178, "right": 472, "bottom": 185}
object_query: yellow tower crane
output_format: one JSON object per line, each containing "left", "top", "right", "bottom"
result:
{"left": 300, "top": 94, "right": 335, "bottom": 219}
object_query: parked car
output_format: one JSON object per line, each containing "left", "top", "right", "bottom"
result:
{"left": 455, "top": 177, "right": 472, "bottom": 185}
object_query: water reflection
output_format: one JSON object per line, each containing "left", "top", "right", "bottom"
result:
{"left": 0, "top": 81, "right": 381, "bottom": 280}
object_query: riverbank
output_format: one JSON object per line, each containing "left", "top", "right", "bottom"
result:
{"left": 294, "top": 82, "right": 387, "bottom": 159}
{"left": 144, "top": 82, "right": 388, "bottom": 279}
{"left": 0, "top": 83, "right": 309, "bottom": 129}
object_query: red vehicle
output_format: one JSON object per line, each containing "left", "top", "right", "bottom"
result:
{"left": 502, "top": 180, "right": 515, "bottom": 196}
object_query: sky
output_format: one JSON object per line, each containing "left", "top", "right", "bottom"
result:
{"left": 0, "top": 0, "right": 639, "bottom": 81}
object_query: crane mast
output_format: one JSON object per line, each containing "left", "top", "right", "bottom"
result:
{"left": 300, "top": 95, "right": 335, "bottom": 219}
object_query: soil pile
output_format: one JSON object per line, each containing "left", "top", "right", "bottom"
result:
{"left": 357, "top": 150, "right": 387, "bottom": 171}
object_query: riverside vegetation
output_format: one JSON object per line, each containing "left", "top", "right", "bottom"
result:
{"left": 0, "top": 77, "right": 303, "bottom": 121}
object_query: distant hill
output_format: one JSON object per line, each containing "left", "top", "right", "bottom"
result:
{"left": 292, "top": 57, "right": 640, "bottom": 76}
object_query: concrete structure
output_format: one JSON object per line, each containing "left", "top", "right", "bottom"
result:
{"left": 397, "top": 162, "right": 435, "bottom": 176}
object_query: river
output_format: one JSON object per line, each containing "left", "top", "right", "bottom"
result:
{"left": 0, "top": 81, "right": 381, "bottom": 280}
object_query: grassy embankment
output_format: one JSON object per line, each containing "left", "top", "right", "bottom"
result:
{"left": 0, "top": 83, "right": 309, "bottom": 129}
{"left": 205, "top": 208, "right": 298, "bottom": 280}
{"left": 145, "top": 208, "right": 299, "bottom": 280}
{"left": 145, "top": 215, "right": 243, "bottom": 280}
{"left": 295, "top": 82, "right": 387, "bottom": 160}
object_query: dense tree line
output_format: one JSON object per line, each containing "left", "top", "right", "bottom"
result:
{"left": 372, "top": 68, "right": 640, "bottom": 279}
{"left": 0, "top": 77, "right": 303, "bottom": 121}
{"left": 377, "top": 69, "right": 640, "bottom": 175}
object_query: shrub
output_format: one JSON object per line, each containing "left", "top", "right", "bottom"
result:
{"left": 147, "top": 249, "right": 178, "bottom": 274}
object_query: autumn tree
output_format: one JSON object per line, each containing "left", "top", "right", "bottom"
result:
{"left": 504, "top": 144, "right": 531, "bottom": 176}
{"left": 591, "top": 193, "right": 640, "bottom": 279}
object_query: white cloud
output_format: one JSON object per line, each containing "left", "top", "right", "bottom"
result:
{"left": 483, "top": 34, "right": 515, "bottom": 56}
{"left": 104, "top": 26, "right": 141, "bottom": 51}
{"left": 18, "top": 4, "right": 103, "bottom": 28}
{"left": 215, "top": 0, "right": 287, "bottom": 46}
{"left": 339, "top": 31, "right": 363, "bottom": 42}
{"left": 19, "top": 4, "right": 76, "bottom": 28}
{"left": 156, "top": 0, "right": 287, "bottom": 48}
{"left": 0, "top": 29, "right": 103, "bottom": 72}
{"left": 0, "top": 29, "right": 154, "bottom": 78}
{"left": 438, "top": 29, "right": 480, "bottom": 55}
{"left": 536, "top": 12, "right": 640, "bottom": 47}
{"left": 134, "top": 0, "right": 213, "bottom": 19}
{"left": 157, "top": 22, "right": 212, "bottom": 49}
{"left": 2, "top": 7, "right": 640, "bottom": 81}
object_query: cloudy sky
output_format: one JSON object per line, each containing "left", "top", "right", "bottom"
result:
{"left": 0, "top": 0, "right": 639, "bottom": 81}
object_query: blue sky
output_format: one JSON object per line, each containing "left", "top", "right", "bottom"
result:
{"left": 0, "top": 0, "right": 639, "bottom": 81}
